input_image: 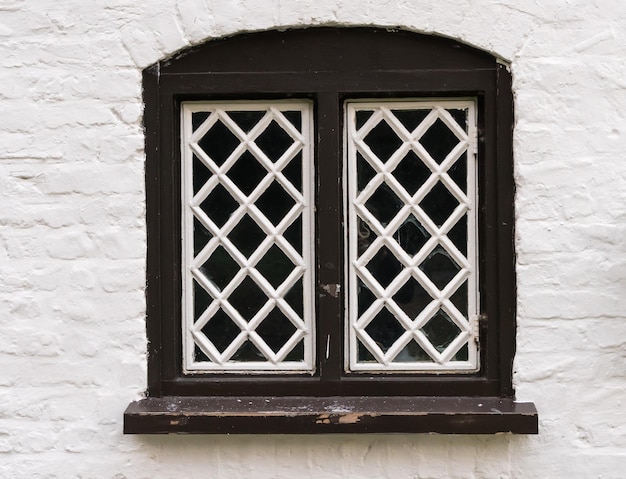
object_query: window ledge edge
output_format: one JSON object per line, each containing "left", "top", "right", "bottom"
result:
{"left": 124, "top": 396, "right": 538, "bottom": 434}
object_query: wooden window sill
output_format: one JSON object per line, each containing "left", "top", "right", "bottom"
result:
{"left": 124, "top": 396, "right": 537, "bottom": 434}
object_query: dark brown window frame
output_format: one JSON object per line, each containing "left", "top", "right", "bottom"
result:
{"left": 124, "top": 27, "right": 537, "bottom": 434}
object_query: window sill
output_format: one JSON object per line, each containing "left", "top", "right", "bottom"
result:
{"left": 124, "top": 396, "right": 537, "bottom": 434}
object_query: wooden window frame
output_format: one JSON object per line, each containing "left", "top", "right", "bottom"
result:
{"left": 124, "top": 27, "right": 537, "bottom": 434}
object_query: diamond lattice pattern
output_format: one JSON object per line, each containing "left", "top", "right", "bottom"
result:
{"left": 347, "top": 100, "right": 479, "bottom": 372}
{"left": 182, "top": 102, "right": 314, "bottom": 372}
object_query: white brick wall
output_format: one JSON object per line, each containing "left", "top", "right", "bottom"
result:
{"left": 1, "top": 0, "right": 625, "bottom": 477}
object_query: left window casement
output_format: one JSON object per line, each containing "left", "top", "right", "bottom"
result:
{"left": 181, "top": 102, "right": 315, "bottom": 373}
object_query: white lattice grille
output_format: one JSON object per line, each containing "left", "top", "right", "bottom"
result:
{"left": 346, "top": 100, "right": 479, "bottom": 372}
{"left": 181, "top": 101, "right": 314, "bottom": 372}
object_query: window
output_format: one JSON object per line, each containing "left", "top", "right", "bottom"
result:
{"left": 125, "top": 28, "right": 537, "bottom": 434}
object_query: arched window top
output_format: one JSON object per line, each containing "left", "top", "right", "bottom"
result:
{"left": 157, "top": 27, "right": 497, "bottom": 74}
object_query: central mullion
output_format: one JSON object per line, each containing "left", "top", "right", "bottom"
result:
{"left": 316, "top": 92, "right": 344, "bottom": 382}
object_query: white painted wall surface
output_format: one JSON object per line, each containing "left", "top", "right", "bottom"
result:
{"left": 1, "top": 1, "right": 625, "bottom": 477}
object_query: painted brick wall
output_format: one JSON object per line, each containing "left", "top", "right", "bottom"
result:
{"left": 1, "top": 1, "right": 625, "bottom": 477}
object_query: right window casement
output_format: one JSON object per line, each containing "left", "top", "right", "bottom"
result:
{"left": 345, "top": 99, "right": 479, "bottom": 373}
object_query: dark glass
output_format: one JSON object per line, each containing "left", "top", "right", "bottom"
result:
{"left": 393, "top": 150, "right": 431, "bottom": 195}
{"left": 419, "top": 246, "right": 460, "bottom": 290}
{"left": 194, "top": 344, "right": 211, "bottom": 362}
{"left": 357, "top": 279, "right": 377, "bottom": 316}
{"left": 199, "top": 183, "right": 239, "bottom": 227}
{"left": 282, "top": 151, "right": 302, "bottom": 191}
{"left": 355, "top": 109, "right": 373, "bottom": 130}
{"left": 201, "top": 309, "right": 241, "bottom": 353}
{"left": 452, "top": 343, "right": 469, "bottom": 361}
{"left": 227, "top": 276, "right": 268, "bottom": 320}
{"left": 450, "top": 280, "right": 468, "bottom": 317}
{"left": 198, "top": 120, "right": 240, "bottom": 166}
{"left": 447, "top": 151, "right": 467, "bottom": 194}
{"left": 392, "top": 340, "right": 433, "bottom": 362}
{"left": 192, "top": 111, "right": 210, "bottom": 131}
{"left": 419, "top": 181, "right": 458, "bottom": 227}
{"left": 365, "top": 183, "right": 403, "bottom": 225}
{"left": 284, "top": 339, "right": 304, "bottom": 361}
{"left": 364, "top": 308, "right": 406, "bottom": 354}
{"left": 231, "top": 341, "right": 265, "bottom": 361}
{"left": 193, "top": 280, "right": 213, "bottom": 321}
{"left": 394, "top": 215, "right": 430, "bottom": 256}
{"left": 228, "top": 215, "right": 265, "bottom": 258}
{"left": 283, "top": 278, "right": 303, "bottom": 317}
{"left": 391, "top": 109, "right": 430, "bottom": 133}
{"left": 392, "top": 277, "right": 432, "bottom": 320}
{"left": 448, "top": 108, "right": 468, "bottom": 131}
{"left": 419, "top": 118, "right": 459, "bottom": 164}
{"left": 448, "top": 217, "right": 467, "bottom": 256}
{"left": 227, "top": 150, "right": 268, "bottom": 196}
{"left": 227, "top": 110, "right": 265, "bottom": 133}
{"left": 357, "top": 217, "right": 377, "bottom": 257}
{"left": 255, "top": 244, "right": 295, "bottom": 288}
{"left": 200, "top": 246, "right": 240, "bottom": 291}
{"left": 356, "top": 152, "right": 376, "bottom": 192}
{"left": 366, "top": 246, "right": 403, "bottom": 289}
{"left": 255, "top": 181, "right": 295, "bottom": 225}
{"left": 283, "top": 216, "right": 302, "bottom": 255}
{"left": 193, "top": 217, "right": 212, "bottom": 257}
{"left": 282, "top": 111, "right": 302, "bottom": 132}
{"left": 363, "top": 120, "right": 402, "bottom": 162}
{"left": 357, "top": 340, "right": 377, "bottom": 362}
{"left": 255, "top": 120, "right": 294, "bottom": 161}
{"left": 256, "top": 308, "right": 297, "bottom": 354}
{"left": 192, "top": 154, "right": 212, "bottom": 195}
{"left": 421, "top": 310, "right": 461, "bottom": 352}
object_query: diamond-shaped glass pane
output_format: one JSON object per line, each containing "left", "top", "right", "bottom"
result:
{"left": 392, "top": 340, "right": 434, "bottom": 362}
{"left": 199, "top": 183, "right": 239, "bottom": 228}
{"left": 357, "top": 279, "right": 377, "bottom": 316}
{"left": 364, "top": 183, "right": 403, "bottom": 225}
{"left": 357, "top": 152, "right": 377, "bottom": 192}
{"left": 201, "top": 309, "right": 241, "bottom": 353}
{"left": 194, "top": 344, "right": 210, "bottom": 362}
{"left": 282, "top": 151, "right": 302, "bottom": 191}
{"left": 231, "top": 341, "right": 266, "bottom": 362}
{"left": 421, "top": 310, "right": 461, "bottom": 352}
{"left": 192, "top": 112, "right": 210, "bottom": 132}
{"left": 198, "top": 120, "right": 240, "bottom": 167}
{"left": 391, "top": 109, "right": 430, "bottom": 133}
{"left": 282, "top": 111, "right": 302, "bottom": 132}
{"left": 200, "top": 246, "right": 240, "bottom": 291}
{"left": 448, "top": 217, "right": 467, "bottom": 256}
{"left": 448, "top": 108, "right": 468, "bottom": 132}
{"left": 192, "top": 154, "right": 212, "bottom": 195}
{"left": 255, "top": 120, "right": 295, "bottom": 162}
{"left": 363, "top": 121, "right": 403, "bottom": 162}
{"left": 393, "top": 215, "right": 430, "bottom": 256}
{"left": 393, "top": 150, "right": 431, "bottom": 195}
{"left": 285, "top": 339, "right": 304, "bottom": 361}
{"left": 450, "top": 280, "right": 468, "bottom": 317}
{"left": 255, "top": 245, "right": 295, "bottom": 288}
{"left": 255, "top": 308, "right": 297, "bottom": 354}
{"left": 227, "top": 215, "right": 265, "bottom": 258}
{"left": 356, "top": 217, "right": 377, "bottom": 257}
{"left": 419, "top": 181, "right": 459, "bottom": 227}
{"left": 227, "top": 111, "right": 265, "bottom": 133}
{"left": 366, "top": 246, "right": 403, "bottom": 289}
{"left": 392, "top": 277, "right": 432, "bottom": 320}
{"left": 355, "top": 110, "right": 374, "bottom": 130}
{"left": 255, "top": 181, "right": 295, "bottom": 225}
{"left": 419, "top": 118, "right": 460, "bottom": 164}
{"left": 227, "top": 150, "right": 268, "bottom": 196}
{"left": 357, "top": 340, "right": 377, "bottom": 362}
{"left": 193, "top": 280, "right": 213, "bottom": 321}
{"left": 448, "top": 151, "right": 467, "bottom": 194}
{"left": 419, "top": 245, "right": 460, "bottom": 290}
{"left": 283, "top": 216, "right": 302, "bottom": 255}
{"left": 453, "top": 343, "right": 469, "bottom": 361}
{"left": 227, "top": 276, "right": 268, "bottom": 321}
{"left": 284, "top": 278, "right": 303, "bottom": 318}
{"left": 364, "top": 308, "right": 406, "bottom": 353}
{"left": 193, "top": 217, "right": 212, "bottom": 257}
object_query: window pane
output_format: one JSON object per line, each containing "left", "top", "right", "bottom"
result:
{"left": 347, "top": 99, "right": 478, "bottom": 372}
{"left": 182, "top": 101, "right": 314, "bottom": 373}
